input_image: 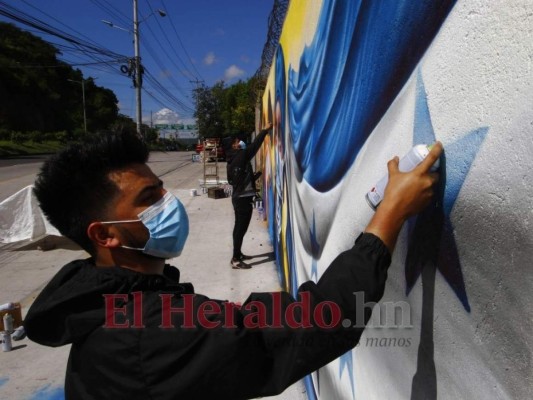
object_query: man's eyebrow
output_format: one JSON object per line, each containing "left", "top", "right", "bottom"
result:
{"left": 135, "top": 180, "right": 164, "bottom": 201}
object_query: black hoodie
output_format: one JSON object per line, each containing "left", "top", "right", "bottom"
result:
{"left": 24, "top": 233, "right": 390, "bottom": 399}
{"left": 225, "top": 128, "right": 270, "bottom": 198}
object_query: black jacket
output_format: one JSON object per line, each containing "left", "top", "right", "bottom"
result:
{"left": 226, "top": 128, "right": 270, "bottom": 198}
{"left": 24, "top": 233, "right": 391, "bottom": 400}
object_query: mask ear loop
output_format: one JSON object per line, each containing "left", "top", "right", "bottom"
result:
{"left": 100, "top": 220, "right": 140, "bottom": 224}
{"left": 98, "top": 220, "right": 145, "bottom": 251}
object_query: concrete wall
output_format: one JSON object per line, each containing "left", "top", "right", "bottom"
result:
{"left": 258, "top": 1, "right": 532, "bottom": 399}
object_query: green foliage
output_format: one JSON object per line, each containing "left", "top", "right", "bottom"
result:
{"left": 0, "top": 22, "right": 119, "bottom": 134}
{"left": 193, "top": 78, "right": 258, "bottom": 139}
{"left": 54, "top": 131, "right": 69, "bottom": 143}
{"left": 0, "top": 139, "right": 65, "bottom": 157}
{"left": 0, "top": 128, "right": 10, "bottom": 140}
{"left": 143, "top": 127, "right": 159, "bottom": 144}
{"left": 72, "top": 128, "right": 88, "bottom": 142}
{"left": 192, "top": 82, "right": 225, "bottom": 138}
{"left": 11, "top": 131, "right": 27, "bottom": 144}
{"left": 29, "top": 130, "right": 45, "bottom": 143}
{"left": 110, "top": 114, "right": 137, "bottom": 132}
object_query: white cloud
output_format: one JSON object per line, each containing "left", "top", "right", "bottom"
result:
{"left": 204, "top": 52, "right": 216, "bottom": 66}
{"left": 224, "top": 65, "right": 245, "bottom": 81}
{"left": 152, "top": 108, "right": 180, "bottom": 124}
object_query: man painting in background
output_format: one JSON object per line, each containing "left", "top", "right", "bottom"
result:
{"left": 224, "top": 123, "right": 273, "bottom": 269}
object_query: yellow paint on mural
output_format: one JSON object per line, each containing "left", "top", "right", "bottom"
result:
{"left": 259, "top": 1, "right": 325, "bottom": 293}
{"left": 279, "top": 0, "right": 323, "bottom": 75}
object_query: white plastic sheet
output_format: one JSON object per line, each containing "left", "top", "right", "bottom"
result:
{"left": 0, "top": 185, "right": 60, "bottom": 243}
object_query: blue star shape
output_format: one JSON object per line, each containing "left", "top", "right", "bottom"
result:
{"left": 405, "top": 69, "right": 488, "bottom": 312}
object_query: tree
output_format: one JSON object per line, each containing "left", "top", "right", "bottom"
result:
{"left": 192, "top": 78, "right": 258, "bottom": 139}
{"left": 85, "top": 79, "right": 119, "bottom": 132}
{"left": 222, "top": 79, "right": 256, "bottom": 135}
{"left": 0, "top": 22, "right": 65, "bottom": 131}
{"left": 192, "top": 82, "right": 224, "bottom": 138}
{"left": 0, "top": 22, "right": 119, "bottom": 134}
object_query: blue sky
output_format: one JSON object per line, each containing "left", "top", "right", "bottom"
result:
{"left": 0, "top": 0, "right": 274, "bottom": 121}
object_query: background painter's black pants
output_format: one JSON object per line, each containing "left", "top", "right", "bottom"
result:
{"left": 231, "top": 196, "right": 254, "bottom": 259}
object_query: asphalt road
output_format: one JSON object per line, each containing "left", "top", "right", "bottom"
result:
{"left": 0, "top": 151, "right": 197, "bottom": 203}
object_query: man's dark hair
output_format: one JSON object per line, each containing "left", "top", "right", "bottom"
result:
{"left": 221, "top": 136, "right": 236, "bottom": 152}
{"left": 33, "top": 131, "right": 149, "bottom": 254}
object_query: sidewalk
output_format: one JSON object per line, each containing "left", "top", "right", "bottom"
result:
{"left": 0, "top": 155, "right": 308, "bottom": 400}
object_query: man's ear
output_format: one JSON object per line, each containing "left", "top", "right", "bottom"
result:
{"left": 87, "top": 222, "right": 121, "bottom": 248}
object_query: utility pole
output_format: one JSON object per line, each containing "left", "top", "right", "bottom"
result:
{"left": 133, "top": 0, "right": 142, "bottom": 137}
{"left": 103, "top": 5, "right": 165, "bottom": 139}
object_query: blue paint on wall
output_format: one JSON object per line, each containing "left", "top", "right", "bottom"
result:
{"left": 405, "top": 70, "right": 488, "bottom": 312}
{"left": 0, "top": 376, "right": 8, "bottom": 387}
{"left": 287, "top": 0, "right": 457, "bottom": 192}
{"left": 28, "top": 385, "right": 64, "bottom": 400}
{"left": 339, "top": 351, "right": 355, "bottom": 398}
{"left": 272, "top": 45, "right": 287, "bottom": 278}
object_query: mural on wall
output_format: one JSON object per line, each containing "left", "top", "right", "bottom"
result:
{"left": 262, "top": 0, "right": 458, "bottom": 286}
{"left": 259, "top": 0, "right": 531, "bottom": 399}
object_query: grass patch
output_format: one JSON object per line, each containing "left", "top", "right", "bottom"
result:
{"left": 0, "top": 141, "right": 65, "bottom": 157}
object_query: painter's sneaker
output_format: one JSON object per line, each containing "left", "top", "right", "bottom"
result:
{"left": 230, "top": 258, "right": 251, "bottom": 269}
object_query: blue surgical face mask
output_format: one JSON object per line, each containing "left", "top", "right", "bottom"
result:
{"left": 239, "top": 140, "right": 246, "bottom": 149}
{"left": 101, "top": 192, "right": 189, "bottom": 259}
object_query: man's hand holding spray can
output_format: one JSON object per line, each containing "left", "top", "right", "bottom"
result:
{"left": 363, "top": 142, "right": 443, "bottom": 253}
{"left": 366, "top": 144, "right": 441, "bottom": 210}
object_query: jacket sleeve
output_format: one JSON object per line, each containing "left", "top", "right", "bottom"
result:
{"left": 243, "top": 127, "right": 270, "bottom": 162}
{"left": 135, "top": 232, "right": 391, "bottom": 399}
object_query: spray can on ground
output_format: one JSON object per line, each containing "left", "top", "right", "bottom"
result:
{"left": 365, "top": 144, "right": 440, "bottom": 210}
{"left": 0, "top": 302, "right": 14, "bottom": 312}
{"left": 3, "top": 313, "right": 14, "bottom": 333}
{"left": 1, "top": 332, "right": 12, "bottom": 352}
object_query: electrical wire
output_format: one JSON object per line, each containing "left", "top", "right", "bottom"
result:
{"left": 0, "top": 0, "right": 195, "bottom": 117}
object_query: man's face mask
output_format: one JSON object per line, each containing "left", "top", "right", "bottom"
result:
{"left": 101, "top": 192, "right": 189, "bottom": 259}
{"left": 238, "top": 140, "right": 246, "bottom": 149}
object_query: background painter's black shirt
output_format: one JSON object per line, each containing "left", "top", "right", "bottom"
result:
{"left": 225, "top": 128, "right": 270, "bottom": 198}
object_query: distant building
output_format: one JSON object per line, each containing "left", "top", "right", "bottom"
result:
{"left": 155, "top": 123, "right": 199, "bottom": 147}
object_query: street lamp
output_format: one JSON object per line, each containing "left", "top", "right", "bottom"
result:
{"left": 103, "top": 2, "right": 166, "bottom": 137}
{"left": 67, "top": 79, "right": 87, "bottom": 134}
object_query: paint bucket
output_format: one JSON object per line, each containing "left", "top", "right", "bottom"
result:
{"left": 190, "top": 189, "right": 197, "bottom": 197}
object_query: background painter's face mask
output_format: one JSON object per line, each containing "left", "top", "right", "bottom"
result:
{"left": 101, "top": 192, "right": 189, "bottom": 259}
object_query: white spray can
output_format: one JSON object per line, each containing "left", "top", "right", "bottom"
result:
{"left": 3, "top": 313, "right": 14, "bottom": 333}
{"left": 1, "top": 332, "right": 12, "bottom": 352}
{"left": 366, "top": 144, "right": 440, "bottom": 210}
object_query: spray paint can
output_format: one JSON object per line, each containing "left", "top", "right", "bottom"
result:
{"left": 0, "top": 302, "right": 14, "bottom": 312}
{"left": 1, "top": 332, "right": 12, "bottom": 352}
{"left": 3, "top": 313, "right": 14, "bottom": 333}
{"left": 366, "top": 144, "right": 440, "bottom": 210}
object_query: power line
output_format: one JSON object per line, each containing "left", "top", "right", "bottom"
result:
{"left": 0, "top": 0, "right": 200, "bottom": 118}
{"left": 159, "top": 0, "right": 204, "bottom": 81}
